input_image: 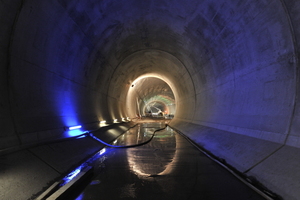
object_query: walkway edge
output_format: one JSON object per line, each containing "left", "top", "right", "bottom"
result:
{"left": 168, "top": 125, "right": 281, "bottom": 200}
{"left": 35, "top": 166, "right": 93, "bottom": 200}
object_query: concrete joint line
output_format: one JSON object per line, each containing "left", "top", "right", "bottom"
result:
{"left": 243, "top": 144, "right": 285, "bottom": 174}
{"left": 27, "top": 149, "right": 61, "bottom": 174}
{"left": 7, "top": 0, "right": 25, "bottom": 146}
{"left": 278, "top": 0, "right": 300, "bottom": 145}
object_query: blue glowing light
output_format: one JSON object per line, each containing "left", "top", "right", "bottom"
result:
{"left": 75, "top": 194, "right": 84, "bottom": 200}
{"left": 62, "top": 167, "right": 81, "bottom": 185}
{"left": 65, "top": 125, "right": 85, "bottom": 137}
{"left": 60, "top": 146, "right": 107, "bottom": 188}
{"left": 66, "top": 129, "right": 85, "bottom": 137}
{"left": 67, "top": 168, "right": 81, "bottom": 180}
{"left": 69, "top": 125, "right": 82, "bottom": 130}
{"left": 76, "top": 134, "right": 87, "bottom": 139}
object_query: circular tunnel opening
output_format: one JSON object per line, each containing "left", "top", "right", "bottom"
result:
{"left": 106, "top": 50, "right": 196, "bottom": 123}
{"left": 127, "top": 77, "right": 176, "bottom": 119}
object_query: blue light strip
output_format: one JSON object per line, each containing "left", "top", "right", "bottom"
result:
{"left": 68, "top": 125, "right": 82, "bottom": 130}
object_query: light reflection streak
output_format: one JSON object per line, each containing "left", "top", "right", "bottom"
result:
{"left": 60, "top": 147, "right": 107, "bottom": 187}
{"left": 127, "top": 126, "right": 179, "bottom": 178}
{"left": 65, "top": 129, "right": 85, "bottom": 137}
{"left": 61, "top": 168, "right": 82, "bottom": 186}
{"left": 75, "top": 194, "right": 84, "bottom": 200}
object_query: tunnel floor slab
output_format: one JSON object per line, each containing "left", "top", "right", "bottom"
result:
{"left": 69, "top": 122, "right": 266, "bottom": 200}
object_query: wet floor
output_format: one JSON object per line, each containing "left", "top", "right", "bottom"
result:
{"left": 74, "top": 122, "right": 266, "bottom": 200}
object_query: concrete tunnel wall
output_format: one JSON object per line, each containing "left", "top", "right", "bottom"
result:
{"left": 1, "top": 0, "right": 300, "bottom": 199}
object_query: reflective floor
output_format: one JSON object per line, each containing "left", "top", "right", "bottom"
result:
{"left": 74, "top": 122, "right": 265, "bottom": 200}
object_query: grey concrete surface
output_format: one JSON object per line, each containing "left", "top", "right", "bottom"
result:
{"left": 29, "top": 137, "right": 102, "bottom": 173}
{"left": 0, "top": 150, "right": 60, "bottom": 200}
{"left": 248, "top": 145, "right": 300, "bottom": 200}
{"left": 169, "top": 120, "right": 300, "bottom": 199}
{"left": 0, "top": 123, "right": 133, "bottom": 200}
{"left": 1, "top": 0, "right": 300, "bottom": 199}
{"left": 169, "top": 120, "right": 282, "bottom": 173}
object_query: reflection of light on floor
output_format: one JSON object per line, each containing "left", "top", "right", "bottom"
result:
{"left": 120, "top": 183, "right": 136, "bottom": 198}
{"left": 127, "top": 127, "right": 180, "bottom": 178}
{"left": 128, "top": 159, "right": 152, "bottom": 176}
{"left": 61, "top": 147, "right": 107, "bottom": 188}
{"left": 75, "top": 194, "right": 84, "bottom": 200}
{"left": 90, "top": 180, "right": 101, "bottom": 185}
{"left": 62, "top": 168, "right": 81, "bottom": 185}
{"left": 99, "top": 148, "right": 106, "bottom": 155}
{"left": 137, "top": 128, "right": 140, "bottom": 143}
{"left": 66, "top": 129, "right": 85, "bottom": 137}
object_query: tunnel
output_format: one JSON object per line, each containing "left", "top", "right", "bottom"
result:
{"left": 1, "top": 0, "right": 300, "bottom": 199}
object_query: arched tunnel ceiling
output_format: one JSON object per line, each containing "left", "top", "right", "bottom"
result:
{"left": 106, "top": 49, "right": 195, "bottom": 120}
{"left": 131, "top": 77, "right": 174, "bottom": 103}
{"left": 2, "top": 0, "right": 300, "bottom": 199}
{"left": 2, "top": 0, "right": 297, "bottom": 140}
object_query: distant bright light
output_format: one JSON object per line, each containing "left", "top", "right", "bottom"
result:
{"left": 114, "top": 119, "right": 118, "bottom": 123}
{"left": 68, "top": 125, "right": 82, "bottom": 130}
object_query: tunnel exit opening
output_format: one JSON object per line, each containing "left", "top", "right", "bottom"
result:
{"left": 126, "top": 76, "right": 176, "bottom": 119}
{"left": 106, "top": 49, "right": 196, "bottom": 123}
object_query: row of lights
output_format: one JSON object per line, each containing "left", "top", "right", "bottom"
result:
{"left": 67, "top": 117, "right": 131, "bottom": 132}
{"left": 100, "top": 117, "right": 131, "bottom": 127}
{"left": 62, "top": 118, "right": 132, "bottom": 183}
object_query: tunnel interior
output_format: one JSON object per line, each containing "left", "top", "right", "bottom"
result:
{"left": 126, "top": 77, "right": 176, "bottom": 117}
{"left": 1, "top": 0, "right": 300, "bottom": 199}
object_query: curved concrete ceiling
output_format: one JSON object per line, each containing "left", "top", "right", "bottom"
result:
{"left": 1, "top": 0, "right": 300, "bottom": 199}
{"left": 107, "top": 49, "right": 192, "bottom": 120}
